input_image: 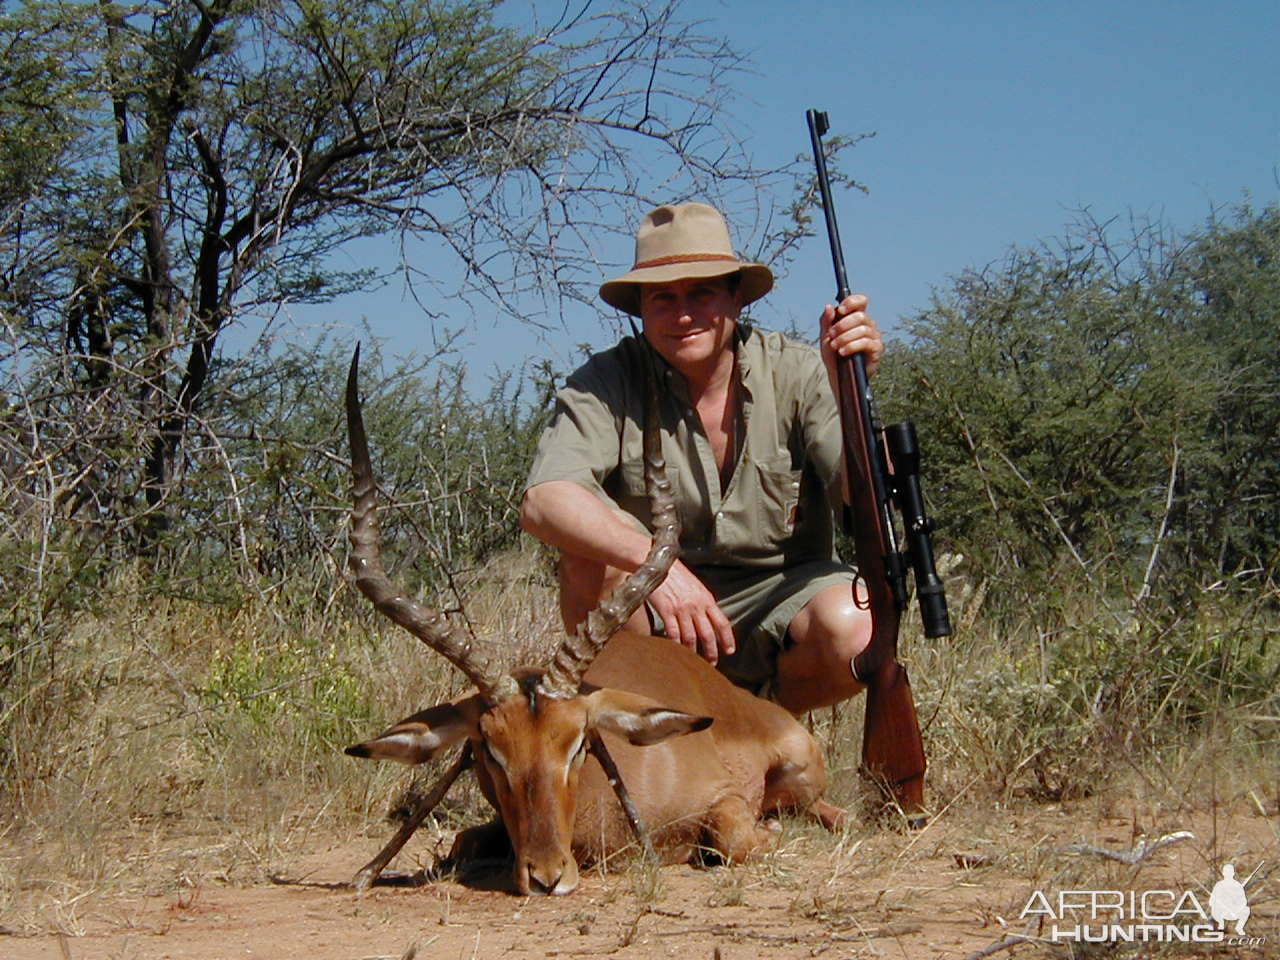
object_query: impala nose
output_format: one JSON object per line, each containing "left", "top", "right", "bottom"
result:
{"left": 525, "top": 860, "right": 577, "bottom": 896}
{"left": 526, "top": 864, "right": 561, "bottom": 896}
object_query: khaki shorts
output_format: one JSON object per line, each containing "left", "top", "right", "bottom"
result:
{"left": 650, "top": 559, "right": 857, "bottom": 693}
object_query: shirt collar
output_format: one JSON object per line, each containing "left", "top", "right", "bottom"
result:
{"left": 734, "top": 321, "right": 754, "bottom": 378}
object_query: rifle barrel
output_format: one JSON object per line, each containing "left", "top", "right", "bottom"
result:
{"left": 806, "top": 109, "right": 852, "bottom": 301}
{"left": 807, "top": 107, "right": 950, "bottom": 636}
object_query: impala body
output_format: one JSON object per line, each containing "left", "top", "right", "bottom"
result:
{"left": 348, "top": 630, "right": 836, "bottom": 894}
{"left": 343, "top": 348, "right": 840, "bottom": 896}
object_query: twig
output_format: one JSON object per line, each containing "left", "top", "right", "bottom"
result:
{"left": 618, "top": 908, "right": 646, "bottom": 949}
{"left": 652, "top": 922, "right": 921, "bottom": 944}
{"left": 1057, "top": 830, "right": 1194, "bottom": 864}
{"left": 958, "top": 933, "right": 1032, "bottom": 960}
{"left": 1136, "top": 442, "right": 1180, "bottom": 605}
{"left": 991, "top": 448, "right": 1090, "bottom": 577}
{"left": 959, "top": 916, "right": 1040, "bottom": 960}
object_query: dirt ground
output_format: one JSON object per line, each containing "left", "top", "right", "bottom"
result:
{"left": 4, "top": 796, "right": 1276, "bottom": 960}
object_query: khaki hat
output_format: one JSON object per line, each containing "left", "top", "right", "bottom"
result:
{"left": 599, "top": 202, "right": 774, "bottom": 316}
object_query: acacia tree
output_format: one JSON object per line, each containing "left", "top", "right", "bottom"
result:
{"left": 1175, "top": 205, "right": 1280, "bottom": 578}
{"left": 882, "top": 205, "right": 1278, "bottom": 618}
{"left": 0, "top": 0, "right": 791, "bottom": 543}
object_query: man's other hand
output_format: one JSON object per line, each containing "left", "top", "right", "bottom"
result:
{"left": 649, "top": 559, "right": 736, "bottom": 665}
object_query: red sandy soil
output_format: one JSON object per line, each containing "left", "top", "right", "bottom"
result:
{"left": 4, "top": 805, "right": 1275, "bottom": 960}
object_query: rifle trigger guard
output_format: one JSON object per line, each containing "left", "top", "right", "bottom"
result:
{"left": 851, "top": 574, "right": 874, "bottom": 613}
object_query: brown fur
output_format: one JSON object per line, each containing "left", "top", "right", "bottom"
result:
{"left": 349, "top": 630, "right": 841, "bottom": 895}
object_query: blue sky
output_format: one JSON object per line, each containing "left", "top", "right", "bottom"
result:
{"left": 272, "top": 0, "right": 1279, "bottom": 386}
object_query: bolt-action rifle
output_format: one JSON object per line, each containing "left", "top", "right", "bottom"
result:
{"left": 807, "top": 108, "right": 951, "bottom": 821}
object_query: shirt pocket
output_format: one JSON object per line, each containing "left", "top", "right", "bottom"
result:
{"left": 752, "top": 456, "right": 803, "bottom": 547}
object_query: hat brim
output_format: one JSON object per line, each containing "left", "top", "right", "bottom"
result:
{"left": 599, "top": 261, "right": 773, "bottom": 317}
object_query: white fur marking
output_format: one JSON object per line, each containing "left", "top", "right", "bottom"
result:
{"left": 380, "top": 731, "right": 440, "bottom": 763}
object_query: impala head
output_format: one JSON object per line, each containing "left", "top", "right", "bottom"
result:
{"left": 347, "top": 675, "right": 709, "bottom": 894}
{"left": 342, "top": 346, "right": 693, "bottom": 895}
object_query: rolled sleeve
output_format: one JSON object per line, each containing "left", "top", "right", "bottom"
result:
{"left": 524, "top": 360, "right": 625, "bottom": 501}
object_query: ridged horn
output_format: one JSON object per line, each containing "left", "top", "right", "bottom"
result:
{"left": 346, "top": 346, "right": 518, "bottom": 705}
{"left": 538, "top": 358, "right": 680, "bottom": 698}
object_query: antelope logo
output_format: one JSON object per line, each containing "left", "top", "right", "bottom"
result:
{"left": 342, "top": 349, "right": 843, "bottom": 895}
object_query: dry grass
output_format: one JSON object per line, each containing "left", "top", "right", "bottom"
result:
{"left": 1, "top": 544, "right": 1276, "bottom": 948}
{"left": 0, "top": 544, "right": 561, "bottom": 931}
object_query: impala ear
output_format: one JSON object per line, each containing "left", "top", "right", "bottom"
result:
{"left": 584, "top": 688, "right": 713, "bottom": 746}
{"left": 345, "top": 694, "right": 484, "bottom": 765}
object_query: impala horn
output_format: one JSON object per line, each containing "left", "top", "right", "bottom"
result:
{"left": 346, "top": 345, "right": 518, "bottom": 705}
{"left": 538, "top": 352, "right": 680, "bottom": 699}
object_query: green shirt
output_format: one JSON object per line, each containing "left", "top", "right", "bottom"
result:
{"left": 525, "top": 324, "right": 845, "bottom": 574}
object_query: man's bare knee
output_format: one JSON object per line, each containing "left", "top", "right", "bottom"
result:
{"left": 790, "top": 586, "right": 870, "bottom": 661}
{"left": 775, "top": 585, "right": 872, "bottom": 713}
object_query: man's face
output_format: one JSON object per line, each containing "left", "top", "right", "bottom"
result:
{"left": 638, "top": 275, "right": 740, "bottom": 377}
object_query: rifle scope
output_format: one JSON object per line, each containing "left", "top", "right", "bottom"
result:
{"left": 885, "top": 422, "right": 952, "bottom": 638}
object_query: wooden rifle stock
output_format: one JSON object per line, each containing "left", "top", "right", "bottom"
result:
{"left": 807, "top": 109, "right": 929, "bottom": 820}
{"left": 836, "top": 346, "right": 927, "bottom": 820}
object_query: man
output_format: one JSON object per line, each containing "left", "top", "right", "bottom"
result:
{"left": 1209, "top": 864, "right": 1251, "bottom": 935}
{"left": 520, "top": 201, "right": 883, "bottom": 715}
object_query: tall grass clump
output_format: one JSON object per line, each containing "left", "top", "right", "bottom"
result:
{"left": 0, "top": 334, "right": 552, "bottom": 925}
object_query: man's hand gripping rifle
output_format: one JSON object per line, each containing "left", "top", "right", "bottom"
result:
{"left": 807, "top": 109, "right": 951, "bottom": 824}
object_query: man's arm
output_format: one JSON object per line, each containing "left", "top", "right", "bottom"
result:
{"left": 520, "top": 358, "right": 732, "bottom": 664}
{"left": 520, "top": 481, "right": 735, "bottom": 664}
{"left": 521, "top": 480, "right": 653, "bottom": 572}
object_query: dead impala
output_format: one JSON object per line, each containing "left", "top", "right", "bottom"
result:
{"left": 343, "top": 349, "right": 843, "bottom": 896}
